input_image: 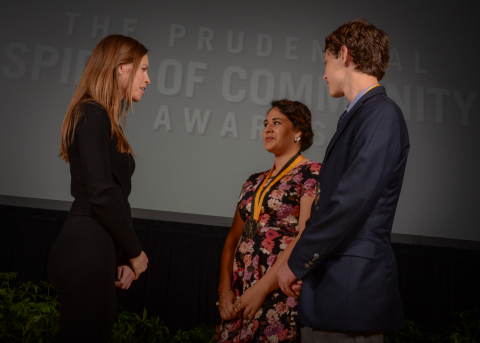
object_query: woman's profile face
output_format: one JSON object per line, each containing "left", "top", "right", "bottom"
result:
{"left": 263, "top": 107, "right": 298, "bottom": 155}
{"left": 118, "top": 54, "right": 150, "bottom": 102}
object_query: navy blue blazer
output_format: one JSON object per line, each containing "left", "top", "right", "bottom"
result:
{"left": 288, "top": 86, "right": 409, "bottom": 331}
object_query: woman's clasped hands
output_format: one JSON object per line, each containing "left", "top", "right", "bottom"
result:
{"left": 218, "top": 285, "right": 267, "bottom": 321}
{"left": 220, "top": 279, "right": 304, "bottom": 321}
{"left": 129, "top": 251, "right": 149, "bottom": 280}
{"left": 233, "top": 284, "right": 268, "bottom": 320}
{"left": 218, "top": 289, "right": 238, "bottom": 321}
{"left": 115, "top": 265, "right": 135, "bottom": 289}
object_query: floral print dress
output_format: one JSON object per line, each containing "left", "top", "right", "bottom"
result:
{"left": 216, "top": 161, "right": 320, "bottom": 342}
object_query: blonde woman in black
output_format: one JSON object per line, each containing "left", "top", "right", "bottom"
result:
{"left": 48, "top": 35, "right": 150, "bottom": 342}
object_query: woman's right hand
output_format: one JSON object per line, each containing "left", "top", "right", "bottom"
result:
{"left": 218, "top": 290, "right": 238, "bottom": 321}
{"left": 129, "top": 251, "right": 148, "bottom": 279}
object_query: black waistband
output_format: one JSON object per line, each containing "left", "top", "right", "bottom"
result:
{"left": 69, "top": 199, "right": 97, "bottom": 217}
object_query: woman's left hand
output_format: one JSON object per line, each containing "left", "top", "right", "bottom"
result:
{"left": 115, "top": 265, "right": 135, "bottom": 289}
{"left": 233, "top": 284, "right": 268, "bottom": 320}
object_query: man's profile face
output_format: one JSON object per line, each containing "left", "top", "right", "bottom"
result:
{"left": 323, "top": 51, "right": 345, "bottom": 98}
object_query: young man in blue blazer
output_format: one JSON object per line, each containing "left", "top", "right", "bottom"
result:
{"left": 278, "top": 19, "right": 409, "bottom": 342}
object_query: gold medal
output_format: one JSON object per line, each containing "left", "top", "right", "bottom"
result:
{"left": 244, "top": 218, "right": 258, "bottom": 239}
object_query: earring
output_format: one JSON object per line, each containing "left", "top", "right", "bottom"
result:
{"left": 119, "top": 71, "right": 122, "bottom": 74}
{"left": 294, "top": 137, "right": 300, "bottom": 142}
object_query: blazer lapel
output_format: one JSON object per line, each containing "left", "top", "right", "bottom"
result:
{"left": 322, "top": 86, "right": 386, "bottom": 164}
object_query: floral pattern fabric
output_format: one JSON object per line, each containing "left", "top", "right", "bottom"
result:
{"left": 216, "top": 161, "right": 320, "bottom": 342}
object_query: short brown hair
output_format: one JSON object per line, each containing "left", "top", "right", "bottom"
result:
{"left": 324, "top": 19, "right": 389, "bottom": 80}
{"left": 270, "top": 99, "right": 314, "bottom": 152}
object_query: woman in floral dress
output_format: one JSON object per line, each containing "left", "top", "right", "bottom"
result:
{"left": 216, "top": 99, "right": 321, "bottom": 342}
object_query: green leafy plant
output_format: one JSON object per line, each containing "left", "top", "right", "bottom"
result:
{"left": 0, "top": 273, "right": 215, "bottom": 342}
{"left": 111, "top": 308, "right": 217, "bottom": 342}
{"left": 385, "top": 319, "right": 444, "bottom": 343}
{"left": 0, "top": 272, "right": 60, "bottom": 343}
{"left": 448, "top": 311, "right": 480, "bottom": 343}
{"left": 1, "top": 272, "right": 478, "bottom": 343}
{"left": 385, "top": 312, "right": 480, "bottom": 343}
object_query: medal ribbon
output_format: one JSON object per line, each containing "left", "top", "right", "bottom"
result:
{"left": 251, "top": 152, "right": 303, "bottom": 222}
{"left": 365, "top": 84, "right": 380, "bottom": 93}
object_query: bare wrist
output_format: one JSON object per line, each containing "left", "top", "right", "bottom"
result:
{"left": 255, "top": 281, "right": 272, "bottom": 296}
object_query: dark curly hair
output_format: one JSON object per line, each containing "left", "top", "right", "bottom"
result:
{"left": 269, "top": 99, "right": 314, "bottom": 152}
{"left": 324, "top": 19, "right": 390, "bottom": 80}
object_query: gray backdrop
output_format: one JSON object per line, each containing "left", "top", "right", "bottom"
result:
{"left": 0, "top": 0, "right": 479, "bottom": 241}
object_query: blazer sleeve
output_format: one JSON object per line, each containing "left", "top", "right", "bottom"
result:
{"left": 288, "top": 101, "right": 402, "bottom": 280}
{"left": 75, "top": 104, "right": 142, "bottom": 259}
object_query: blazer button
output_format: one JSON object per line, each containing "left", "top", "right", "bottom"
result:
{"left": 314, "top": 253, "right": 319, "bottom": 259}
{"left": 304, "top": 263, "right": 310, "bottom": 269}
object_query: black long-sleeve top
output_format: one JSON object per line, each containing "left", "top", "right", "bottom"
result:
{"left": 67, "top": 102, "right": 142, "bottom": 259}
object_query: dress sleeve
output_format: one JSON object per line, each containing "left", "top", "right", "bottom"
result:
{"left": 301, "top": 162, "right": 321, "bottom": 197}
{"left": 75, "top": 104, "right": 142, "bottom": 259}
{"left": 237, "top": 172, "right": 265, "bottom": 222}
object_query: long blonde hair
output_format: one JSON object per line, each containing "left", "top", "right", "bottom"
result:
{"left": 60, "top": 35, "right": 148, "bottom": 161}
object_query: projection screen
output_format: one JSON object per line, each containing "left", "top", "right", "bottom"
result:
{"left": 0, "top": 0, "right": 479, "bottom": 242}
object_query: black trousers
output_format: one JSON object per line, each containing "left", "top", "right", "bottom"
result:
{"left": 48, "top": 216, "right": 118, "bottom": 342}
